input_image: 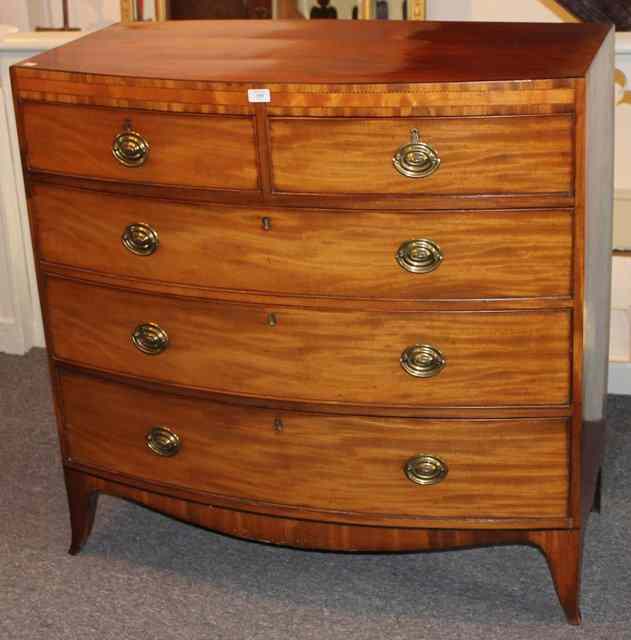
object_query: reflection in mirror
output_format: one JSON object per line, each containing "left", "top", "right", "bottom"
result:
{"left": 120, "top": 0, "right": 425, "bottom": 22}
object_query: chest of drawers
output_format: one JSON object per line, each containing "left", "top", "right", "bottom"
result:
{"left": 12, "top": 19, "right": 614, "bottom": 624}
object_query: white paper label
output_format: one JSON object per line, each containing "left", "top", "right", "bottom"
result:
{"left": 247, "top": 88, "right": 271, "bottom": 103}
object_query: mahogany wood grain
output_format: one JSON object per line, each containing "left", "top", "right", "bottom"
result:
{"left": 269, "top": 116, "right": 574, "bottom": 196}
{"left": 28, "top": 170, "right": 576, "bottom": 212}
{"left": 54, "top": 362, "right": 575, "bottom": 421}
{"left": 64, "top": 466, "right": 99, "bottom": 555}
{"left": 15, "top": 20, "right": 609, "bottom": 84}
{"left": 12, "top": 69, "right": 576, "bottom": 117}
{"left": 59, "top": 370, "right": 569, "bottom": 521}
{"left": 39, "top": 262, "right": 576, "bottom": 313}
{"left": 21, "top": 102, "right": 260, "bottom": 191}
{"left": 44, "top": 276, "right": 572, "bottom": 408}
{"left": 32, "top": 184, "right": 574, "bottom": 301}
{"left": 62, "top": 467, "right": 581, "bottom": 622}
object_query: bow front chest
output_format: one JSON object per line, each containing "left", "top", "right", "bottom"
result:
{"left": 12, "top": 19, "right": 614, "bottom": 624}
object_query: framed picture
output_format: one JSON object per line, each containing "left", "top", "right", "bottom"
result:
{"left": 120, "top": 0, "right": 425, "bottom": 22}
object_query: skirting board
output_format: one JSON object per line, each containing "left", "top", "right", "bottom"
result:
{"left": 614, "top": 189, "right": 631, "bottom": 250}
{"left": 609, "top": 361, "right": 631, "bottom": 395}
{"left": 0, "top": 318, "right": 25, "bottom": 355}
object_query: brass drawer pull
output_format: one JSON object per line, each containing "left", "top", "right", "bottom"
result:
{"left": 131, "top": 322, "right": 169, "bottom": 355}
{"left": 404, "top": 454, "right": 448, "bottom": 486}
{"left": 146, "top": 426, "right": 181, "bottom": 457}
{"left": 122, "top": 223, "right": 159, "bottom": 256}
{"left": 113, "top": 119, "right": 150, "bottom": 167}
{"left": 396, "top": 239, "right": 443, "bottom": 273}
{"left": 400, "top": 344, "right": 445, "bottom": 378}
{"left": 393, "top": 128, "right": 440, "bottom": 178}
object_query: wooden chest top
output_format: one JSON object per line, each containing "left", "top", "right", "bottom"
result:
{"left": 15, "top": 19, "right": 609, "bottom": 85}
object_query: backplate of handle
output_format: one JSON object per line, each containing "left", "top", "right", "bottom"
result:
{"left": 113, "top": 119, "right": 150, "bottom": 167}
{"left": 400, "top": 344, "right": 445, "bottom": 378}
{"left": 131, "top": 322, "right": 169, "bottom": 355}
{"left": 122, "top": 223, "right": 159, "bottom": 256}
{"left": 393, "top": 128, "right": 440, "bottom": 178}
{"left": 396, "top": 238, "right": 443, "bottom": 273}
{"left": 146, "top": 426, "right": 181, "bottom": 457}
{"left": 404, "top": 454, "right": 448, "bottom": 486}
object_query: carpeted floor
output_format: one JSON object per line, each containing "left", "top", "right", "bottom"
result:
{"left": 1, "top": 348, "right": 630, "bottom": 639}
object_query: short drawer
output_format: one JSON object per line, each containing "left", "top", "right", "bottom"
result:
{"left": 33, "top": 184, "right": 573, "bottom": 300}
{"left": 45, "top": 277, "right": 571, "bottom": 408}
{"left": 270, "top": 115, "right": 573, "bottom": 196}
{"left": 59, "top": 371, "right": 569, "bottom": 520}
{"left": 21, "top": 103, "right": 259, "bottom": 191}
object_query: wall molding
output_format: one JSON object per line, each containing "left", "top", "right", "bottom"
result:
{"left": 614, "top": 189, "right": 631, "bottom": 250}
{"left": 609, "top": 362, "right": 631, "bottom": 395}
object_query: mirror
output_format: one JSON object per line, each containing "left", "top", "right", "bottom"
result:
{"left": 120, "top": 1, "right": 426, "bottom": 22}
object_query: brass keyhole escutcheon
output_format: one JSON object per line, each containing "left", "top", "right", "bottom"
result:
{"left": 393, "top": 128, "right": 440, "bottom": 179}
{"left": 261, "top": 216, "right": 272, "bottom": 231}
{"left": 267, "top": 313, "right": 278, "bottom": 327}
{"left": 274, "top": 417, "right": 284, "bottom": 432}
{"left": 122, "top": 222, "right": 159, "bottom": 256}
{"left": 404, "top": 454, "right": 448, "bottom": 486}
{"left": 400, "top": 344, "right": 445, "bottom": 378}
{"left": 113, "top": 119, "right": 150, "bottom": 167}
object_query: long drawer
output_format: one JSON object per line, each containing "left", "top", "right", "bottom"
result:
{"left": 59, "top": 370, "right": 569, "bottom": 520}
{"left": 21, "top": 103, "right": 259, "bottom": 191}
{"left": 45, "top": 277, "right": 571, "bottom": 407}
{"left": 269, "top": 115, "right": 574, "bottom": 195}
{"left": 33, "top": 184, "right": 573, "bottom": 300}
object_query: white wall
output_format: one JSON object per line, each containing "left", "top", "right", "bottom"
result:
{"left": 0, "top": 1, "right": 30, "bottom": 32}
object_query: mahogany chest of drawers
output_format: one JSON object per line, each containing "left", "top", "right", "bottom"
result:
{"left": 12, "top": 19, "right": 614, "bottom": 624}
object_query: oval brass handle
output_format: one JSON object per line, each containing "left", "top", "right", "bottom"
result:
{"left": 113, "top": 120, "right": 150, "bottom": 167}
{"left": 146, "top": 426, "right": 181, "bottom": 457}
{"left": 122, "top": 223, "right": 159, "bottom": 256}
{"left": 404, "top": 454, "right": 448, "bottom": 486}
{"left": 131, "top": 322, "right": 169, "bottom": 355}
{"left": 393, "top": 128, "right": 440, "bottom": 178}
{"left": 400, "top": 344, "right": 445, "bottom": 378}
{"left": 396, "top": 239, "right": 443, "bottom": 273}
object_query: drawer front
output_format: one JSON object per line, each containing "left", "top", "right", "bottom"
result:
{"left": 33, "top": 184, "right": 573, "bottom": 300}
{"left": 60, "top": 371, "right": 569, "bottom": 520}
{"left": 21, "top": 103, "right": 259, "bottom": 190}
{"left": 270, "top": 116, "right": 573, "bottom": 195}
{"left": 45, "top": 278, "right": 571, "bottom": 407}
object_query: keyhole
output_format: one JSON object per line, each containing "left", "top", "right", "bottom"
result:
{"left": 261, "top": 217, "right": 272, "bottom": 231}
{"left": 267, "top": 313, "right": 278, "bottom": 327}
{"left": 273, "top": 417, "right": 284, "bottom": 432}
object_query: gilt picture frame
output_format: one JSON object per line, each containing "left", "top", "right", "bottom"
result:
{"left": 121, "top": 0, "right": 426, "bottom": 22}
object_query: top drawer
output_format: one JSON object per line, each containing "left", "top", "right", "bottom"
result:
{"left": 269, "top": 116, "right": 574, "bottom": 196}
{"left": 20, "top": 103, "right": 259, "bottom": 191}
